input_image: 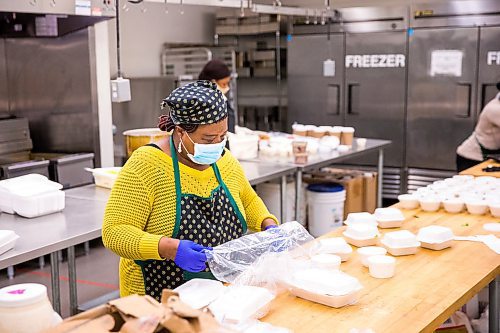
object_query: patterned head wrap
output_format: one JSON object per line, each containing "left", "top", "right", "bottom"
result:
{"left": 161, "top": 80, "right": 227, "bottom": 125}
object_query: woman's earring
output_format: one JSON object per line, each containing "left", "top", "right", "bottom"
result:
{"left": 178, "top": 141, "right": 182, "bottom": 153}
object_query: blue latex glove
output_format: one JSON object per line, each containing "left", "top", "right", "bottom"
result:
{"left": 174, "top": 240, "right": 211, "bottom": 272}
{"left": 264, "top": 224, "right": 279, "bottom": 231}
{"left": 264, "top": 225, "right": 287, "bottom": 252}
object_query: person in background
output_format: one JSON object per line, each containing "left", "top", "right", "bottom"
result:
{"left": 102, "top": 81, "right": 278, "bottom": 301}
{"left": 456, "top": 81, "right": 500, "bottom": 172}
{"left": 199, "top": 59, "right": 236, "bottom": 133}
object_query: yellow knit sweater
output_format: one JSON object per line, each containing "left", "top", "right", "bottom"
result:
{"left": 102, "top": 146, "right": 277, "bottom": 297}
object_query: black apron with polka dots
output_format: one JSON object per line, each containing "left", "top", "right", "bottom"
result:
{"left": 135, "top": 137, "right": 247, "bottom": 301}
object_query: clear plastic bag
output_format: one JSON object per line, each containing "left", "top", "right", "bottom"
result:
{"left": 206, "top": 221, "right": 314, "bottom": 289}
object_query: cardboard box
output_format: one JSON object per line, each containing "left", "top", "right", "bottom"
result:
{"left": 304, "top": 169, "right": 364, "bottom": 219}
{"left": 362, "top": 172, "right": 378, "bottom": 213}
{"left": 45, "top": 292, "right": 236, "bottom": 333}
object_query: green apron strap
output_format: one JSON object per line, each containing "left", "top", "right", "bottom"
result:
{"left": 182, "top": 271, "right": 216, "bottom": 281}
{"left": 170, "top": 137, "right": 183, "bottom": 238}
{"left": 212, "top": 163, "right": 248, "bottom": 233}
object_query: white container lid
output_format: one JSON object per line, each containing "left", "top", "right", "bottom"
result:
{"left": 208, "top": 285, "right": 275, "bottom": 324}
{"left": 344, "top": 224, "right": 379, "bottom": 240}
{"left": 331, "top": 126, "right": 343, "bottom": 132}
{"left": 382, "top": 230, "right": 419, "bottom": 248}
{"left": 398, "top": 194, "right": 418, "bottom": 201}
{"left": 342, "top": 127, "right": 355, "bottom": 133}
{"left": 0, "top": 230, "right": 19, "bottom": 246}
{"left": 304, "top": 125, "right": 317, "bottom": 131}
{"left": 417, "top": 226, "right": 454, "bottom": 244}
{"left": 290, "top": 269, "right": 362, "bottom": 296}
{"left": 0, "top": 174, "right": 61, "bottom": 196}
{"left": 374, "top": 208, "right": 405, "bottom": 222}
{"left": 344, "top": 212, "right": 378, "bottom": 226}
{"left": 174, "top": 279, "right": 225, "bottom": 310}
{"left": 0, "top": 283, "right": 48, "bottom": 308}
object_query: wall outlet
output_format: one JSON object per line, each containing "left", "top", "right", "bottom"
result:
{"left": 110, "top": 77, "right": 131, "bottom": 103}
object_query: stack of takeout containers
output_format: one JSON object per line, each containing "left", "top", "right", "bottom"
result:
{"left": 373, "top": 208, "right": 405, "bottom": 228}
{"left": 0, "top": 174, "right": 65, "bottom": 218}
{"left": 380, "top": 230, "right": 420, "bottom": 256}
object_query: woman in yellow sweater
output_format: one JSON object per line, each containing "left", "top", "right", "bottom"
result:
{"left": 103, "top": 81, "right": 278, "bottom": 301}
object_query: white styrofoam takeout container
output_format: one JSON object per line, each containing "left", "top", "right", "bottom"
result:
{"left": 416, "top": 226, "right": 454, "bottom": 251}
{"left": 344, "top": 212, "right": 378, "bottom": 227}
{"left": 0, "top": 174, "right": 65, "bottom": 218}
{"left": 343, "top": 224, "right": 379, "bottom": 248}
{"left": 312, "top": 237, "right": 353, "bottom": 261}
{"left": 285, "top": 268, "right": 362, "bottom": 308}
{"left": 373, "top": 208, "right": 405, "bottom": 228}
{"left": 0, "top": 230, "right": 20, "bottom": 256}
{"left": 381, "top": 230, "right": 420, "bottom": 256}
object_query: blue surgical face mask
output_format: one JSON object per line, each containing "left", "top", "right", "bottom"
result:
{"left": 181, "top": 133, "right": 227, "bottom": 165}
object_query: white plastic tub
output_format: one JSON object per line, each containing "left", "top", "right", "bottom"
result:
{"left": 307, "top": 184, "right": 346, "bottom": 237}
{"left": 419, "top": 197, "right": 441, "bottom": 212}
{"left": 367, "top": 255, "right": 396, "bottom": 279}
{"left": 285, "top": 269, "right": 362, "bottom": 308}
{"left": 344, "top": 212, "right": 378, "bottom": 227}
{"left": 465, "top": 199, "right": 488, "bottom": 215}
{"left": 443, "top": 198, "right": 464, "bottom": 214}
{"left": 312, "top": 237, "right": 353, "bottom": 261}
{"left": 357, "top": 246, "right": 387, "bottom": 267}
{"left": 398, "top": 194, "right": 419, "bottom": 209}
{"left": 489, "top": 202, "right": 500, "bottom": 218}
{"left": 417, "top": 226, "right": 454, "bottom": 251}
{"left": 85, "top": 167, "right": 121, "bottom": 189}
{"left": 0, "top": 230, "right": 19, "bottom": 256}
{"left": 381, "top": 230, "right": 420, "bottom": 256}
{"left": 373, "top": 208, "right": 405, "bottom": 229}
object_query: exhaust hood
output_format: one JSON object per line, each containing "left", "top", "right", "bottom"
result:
{"left": 0, "top": 0, "right": 115, "bottom": 37}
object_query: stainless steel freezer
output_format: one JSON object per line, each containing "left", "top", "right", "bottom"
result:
{"left": 406, "top": 27, "right": 479, "bottom": 171}
{"left": 287, "top": 33, "right": 345, "bottom": 128}
{"left": 343, "top": 31, "right": 407, "bottom": 169}
{"left": 478, "top": 26, "right": 500, "bottom": 112}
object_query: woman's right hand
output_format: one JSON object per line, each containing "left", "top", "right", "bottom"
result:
{"left": 175, "top": 240, "right": 211, "bottom": 272}
{"left": 158, "top": 238, "right": 211, "bottom": 272}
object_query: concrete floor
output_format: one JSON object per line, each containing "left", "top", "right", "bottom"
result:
{"left": 0, "top": 239, "right": 120, "bottom": 318}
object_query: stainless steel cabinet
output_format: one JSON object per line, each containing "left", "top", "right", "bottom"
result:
{"left": 406, "top": 27, "right": 479, "bottom": 170}
{"left": 287, "top": 34, "right": 344, "bottom": 128}
{"left": 478, "top": 26, "right": 500, "bottom": 112}
{"left": 344, "top": 31, "right": 407, "bottom": 168}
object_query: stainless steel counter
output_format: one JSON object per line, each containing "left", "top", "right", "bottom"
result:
{"left": 0, "top": 160, "right": 297, "bottom": 316}
{"left": 0, "top": 197, "right": 105, "bottom": 270}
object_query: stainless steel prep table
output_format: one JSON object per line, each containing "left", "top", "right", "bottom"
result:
{"left": 0, "top": 197, "right": 106, "bottom": 315}
{"left": 0, "top": 161, "right": 298, "bottom": 316}
{"left": 241, "top": 138, "right": 391, "bottom": 217}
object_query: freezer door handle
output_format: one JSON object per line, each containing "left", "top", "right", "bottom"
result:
{"left": 455, "top": 82, "right": 472, "bottom": 118}
{"left": 326, "top": 84, "right": 340, "bottom": 116}
{"left": 347, "top": 83, "right": 360, "bottom": 115}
